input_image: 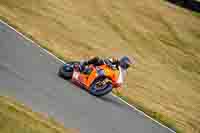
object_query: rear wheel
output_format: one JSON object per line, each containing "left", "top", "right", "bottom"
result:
{"left": 90, "top": 77, "right": 113, "bottom": 97}
{"left": 58, "top": 63, "right": 74, "bottom": 79}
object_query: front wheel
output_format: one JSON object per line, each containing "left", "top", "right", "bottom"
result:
{"left": 89, "top": 77, "right": 113, "bottom": 97}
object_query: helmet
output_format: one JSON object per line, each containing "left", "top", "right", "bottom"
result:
{"left": 119, "top": 56, "right": 133, "bottom": 69}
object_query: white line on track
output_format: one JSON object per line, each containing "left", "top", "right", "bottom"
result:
{"left": 0, "top": 19, "right": 176, "bottom": 133}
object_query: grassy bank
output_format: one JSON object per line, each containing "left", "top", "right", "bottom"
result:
{"left": 0, "top": 96, "right": 78, "bottom": 133}
{"left": 113, "top": 91, "right": 182, "bottom": 133}
{"left": 0, "top": 0, "right": 200, "bottom": 132}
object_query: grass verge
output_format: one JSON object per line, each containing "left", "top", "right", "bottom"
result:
{"left": 0, "top": 16, "right": 68, "bottom": 62}
{"left": 113, "top": 91, "right": 182, "bottom": 133}
{"left": 0, "top": 96, "right": 78, "bottom": 133}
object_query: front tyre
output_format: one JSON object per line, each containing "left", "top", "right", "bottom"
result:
{"left": 58, "top": 64, "right": 73, "bottom": 79}
{"left": 89, "top": 77, "right": 113, "bottom": 97}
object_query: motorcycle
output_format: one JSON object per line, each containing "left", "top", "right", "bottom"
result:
{"left": 58, "top": 61, "right": 122, "bottom": 97}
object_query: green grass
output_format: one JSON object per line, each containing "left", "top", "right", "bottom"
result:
{"left": 163, "top": 0, "right": 200, "bottom": 18}
{"left": 0, "top": 0, "right": 200, "bottom": 132}
{"left": 192, "top": 11, "right": 200, "bottom": 18}
{"left": 0, "top": 96, "right": 78, "bottom": 133}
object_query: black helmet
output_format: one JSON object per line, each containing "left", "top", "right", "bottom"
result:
{"left": 119, "top": 56, "right": 133, "bottom": 69}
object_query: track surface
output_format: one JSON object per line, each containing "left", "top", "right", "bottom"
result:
{"left": 0, "top": 21, "right": 173, "bottom": 133}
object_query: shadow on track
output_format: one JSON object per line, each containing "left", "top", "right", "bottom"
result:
{"left": 166, "top": 0, "right": 200, "bottom": 13}
{"left": 99, "top": 94, "right": 131, "bottom": 109}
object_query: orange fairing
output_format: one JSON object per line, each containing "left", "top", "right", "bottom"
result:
{"left": 81, "top": 64, "right": 119, "bottom": 90}
{"left": 84, "top": 66, "right": 98, "bottom": 89}
{"left": 99, "top": 64, "right": 119, "bottom": 81}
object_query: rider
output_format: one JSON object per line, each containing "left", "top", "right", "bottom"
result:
{"left": 80, "top": 56, "right": 119, "bottom": 70}
{"left": 81, "top": 56, "right": 133, "bottom": 69}
{"left": 80, "top": 56, "right": 134, "bottom": 88}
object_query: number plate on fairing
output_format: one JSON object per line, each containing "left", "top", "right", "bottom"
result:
{"left": 72, "top": 71, "right": 80, "bottom": 80}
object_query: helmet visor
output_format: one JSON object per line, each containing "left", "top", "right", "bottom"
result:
{"left": 121, "top": 63, "right": 130, "bottom": 69}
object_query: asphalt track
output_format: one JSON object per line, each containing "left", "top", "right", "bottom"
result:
{"left": 0, "top": 21, "right": 174, "bottom": 133}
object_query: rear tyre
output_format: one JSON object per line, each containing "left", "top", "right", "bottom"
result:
{"left": 89, "top": 77, "right": 113, "bottom": 97}
{"left": 58, "top": 63, "right": 73, "bottom": 79}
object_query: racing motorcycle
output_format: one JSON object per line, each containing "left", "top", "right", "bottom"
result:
{"left": 58, "top": 61, "right": 122, "bottom": 97}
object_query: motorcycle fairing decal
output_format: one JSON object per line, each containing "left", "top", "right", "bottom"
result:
{"left": 97, "top": 69, "right": 104, "bottom": 77}
{"left": 72, "top": 71, "right": 79, "bottom": 80}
